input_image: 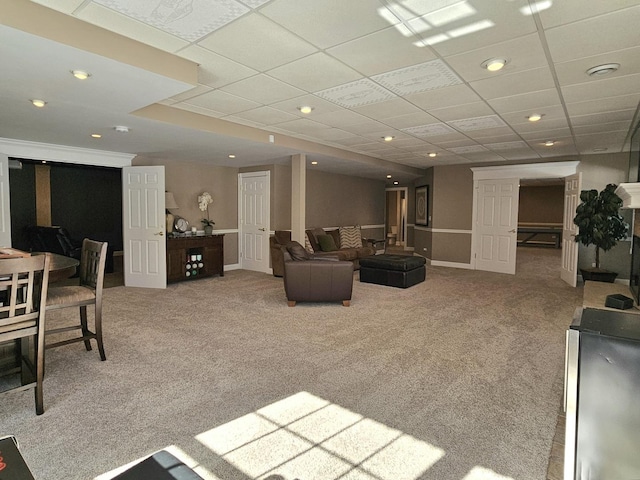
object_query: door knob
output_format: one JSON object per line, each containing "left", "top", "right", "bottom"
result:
{"left": 509, "top": 229, "right": 516, "bottom": 233}
{"left": 155, "top": 231, "right": 164, "bottom": 236}
{"left": 259, "top": 228, "right": 266, "bottom": 231}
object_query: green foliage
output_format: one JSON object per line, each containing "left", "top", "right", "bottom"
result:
{"left": 573, "top": 183, "right": 628, "bottom": 268}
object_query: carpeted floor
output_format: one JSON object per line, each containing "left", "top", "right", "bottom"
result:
{"left": 0, "top": 247, "right": 582, "bottom": 480}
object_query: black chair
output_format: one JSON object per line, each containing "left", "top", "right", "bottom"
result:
{"left": 0, "top": 254, "right": 51, "bottom": 415}
{"left": 45, "top": 239, "right": 107, "bottom": 360}
{"left": 24, "top": 226, "right": 82, "bottom": 260}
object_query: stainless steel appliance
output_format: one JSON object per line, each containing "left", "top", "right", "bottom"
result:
{"left": 565, "top": 307, "right": 640, "bottom": 479}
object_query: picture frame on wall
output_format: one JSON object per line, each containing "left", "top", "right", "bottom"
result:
{"left": 415, "top": 185, "right": 428, "bottom": 226}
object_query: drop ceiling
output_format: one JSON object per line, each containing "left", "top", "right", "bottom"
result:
{"left": 2, "top": 0, "right": 639, "bottom": 184}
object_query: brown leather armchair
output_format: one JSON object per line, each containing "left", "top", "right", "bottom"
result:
{"left": 282, "top": 242, "right": 354, "bottom": 307}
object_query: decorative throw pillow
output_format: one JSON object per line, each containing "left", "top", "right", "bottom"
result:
{"left": 339, "top": 225, "right": 362, "bottom": 248}
{"left": 304, "top": 234, "right": 314, "bottom": 253}
{"left": 305, "top": 229, "right": 321, "bottom": 252}
{"left": 285, "top": 241, "right": 311, "bottom": 261}
{"left": 317, "top": 234, "right": 338, "bottom": 252}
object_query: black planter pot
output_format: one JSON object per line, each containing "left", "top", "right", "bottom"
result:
{"left": 580, "top": 268, "right": 618, "bottom": 283}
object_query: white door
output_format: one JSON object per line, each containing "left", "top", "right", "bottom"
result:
{"left": 122, "top": 166, "right": 167, "bottom": 288}
{"left": 561, "top": 173, "right": 582, "bottom": 286}
{"left": 0, "top": 154, "right": 11, "bottom": 247}
{"left": 475, "top": 178, "right": 520, "bottom": 275}
{"left": 239, "top": 171, "right": 270, "bottom": 273}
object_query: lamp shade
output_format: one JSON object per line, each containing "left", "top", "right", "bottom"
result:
{"left": 165, "top": 192, "right": 179, "bottom": 209}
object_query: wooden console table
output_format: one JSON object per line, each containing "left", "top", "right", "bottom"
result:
{"left": 166, "top": 234, "right": 224, "bottom": 283}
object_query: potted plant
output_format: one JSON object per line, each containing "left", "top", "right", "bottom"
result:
{"left": 198, "top": 192, "right": 215, "bottom": 235}
{"left": 573, "top": 183, "right": 628, "bottom": 282}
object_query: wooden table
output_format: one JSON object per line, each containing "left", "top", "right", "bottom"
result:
{"left": 40, "top": 252, "right": 79, "bottom": 283}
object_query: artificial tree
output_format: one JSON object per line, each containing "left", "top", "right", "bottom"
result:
{"left": 573, "top": 183, "right": 628, "bottom": 280}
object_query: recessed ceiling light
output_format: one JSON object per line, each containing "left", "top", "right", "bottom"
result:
{"left": 311, "top": 161, "right": 318, "bottom": 165}
{"left": 383, "top": 136, "right": 395, "bottom": 142}
{"left": 91, "top": 133, "right": 102, "bottom": 138}
{"left": 544, "top": 140, "right": 554, "bottom": 146}
{"left": 481, "top": 58, "right": 508, "bottom": 72}
{"left": 386, "top": 174, "right": 392, "bottom": 179}
{"left": 393, "top": 181, "right": 399, "bottom": 185}
{"left": 31, "top": 99, "right": 46, "bottom": 107}
{"left": 228, "top": 154, "right": 236, "bottom": 159}
{"left": 114, "top": 125, "right": 129, "bottom": 133}
{"left": 71, "top": 70, "right": 91, "bottom": 80}
{"left": 428, "top": 152, "right": 437, "bottom": 157}
{"left": 527, "top": 114, "right": 543, "bottom": 122}
{"left": 298, "top": 106, "right": 313, "bottom": 114}
{"left": 586, "top": 63, "right": 620, "bottom": 76}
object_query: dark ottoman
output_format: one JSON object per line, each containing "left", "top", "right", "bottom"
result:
{"left": 359, "top": 254, "right": 426, "bottom": 288}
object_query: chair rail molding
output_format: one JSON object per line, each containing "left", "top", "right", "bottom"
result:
{"left": 0, "top": 137, "right": 135, "bottom": 167}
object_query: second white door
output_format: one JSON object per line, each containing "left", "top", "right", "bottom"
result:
{"left": 239, "top": 171, "right": 270, "bottom": 273}
{"left": 475, "top": 178, "right": 520, "bottom": 275}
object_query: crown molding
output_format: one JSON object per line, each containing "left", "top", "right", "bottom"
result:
{"left": 0, "top": 138, "right": 134, "bottom": 168}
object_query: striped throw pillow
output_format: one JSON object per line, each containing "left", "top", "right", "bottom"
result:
{"left": 339, "top": 225, "right": 362, "bottom": 248}
{"left": 304, "top": 233, "right": 315, "bottom": 253}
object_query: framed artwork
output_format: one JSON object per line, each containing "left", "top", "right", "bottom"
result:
{"left": 415, "top": 185, "right": 428, "bottom": 226}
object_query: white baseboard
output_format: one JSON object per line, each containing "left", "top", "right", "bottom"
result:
{"left": 224, "top": 263, "right": 241, "bottom": 271}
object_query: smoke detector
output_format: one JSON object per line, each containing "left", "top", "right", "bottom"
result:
{"left": 114, "top": 126, "right": 130, "bottom": 133}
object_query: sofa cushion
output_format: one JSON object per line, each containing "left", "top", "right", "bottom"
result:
{"left": 305, "top": 230, "right": 319, "bottom": 252}
{"left": 317, "top": 234, "right": 338, "bottom": 252}
{"left": 304, "top": 234, "right": 315, "bottom": 253}
{"left": 339, "top": 225, "right": 363, "bottom": 248}
{"left": 285, "top": 241, "right": 311, "bottom": 261}
{"left": 326, "top": 229, "right": 341, "bottom": 249}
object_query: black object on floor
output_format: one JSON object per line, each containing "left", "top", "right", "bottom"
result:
{"left": 359, "top": 254, "right": 426, "bottom": 288}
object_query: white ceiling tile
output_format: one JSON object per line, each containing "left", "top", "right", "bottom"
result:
{"left": 230, "top": 106, "right": 299, "bottom": 125}
{"left": 511, "top": 117, "right": 570, "bottom": 134}
{"left": 520, "top": 129, "right": 573, "bottom": 141}
{"left": 269, "top": 95, "right": 343, "bottom": 117}
{"left": 562, "top": 74, "right": 640, "bottom": 104}
{"left": 315, "top": 79, "right": 396, "bottom": 108}
{"left": 465, "top": 133, "right": 521, "bottom": 144}
{"left": 470, "top": 67, "right": 555, "bottom": 99}
{"left": 352, "top": 98, "right": 423, "bottom": 119}
{"left": 221, "top": 74, "right": 306, "bottom": 104}
{"left": 167, "top": 85, "right": 214, "bottom": 103}
{"left": 311, "top": 128, "right": 361, "bottom": 141}
{"left": 488, "top": 89, "right": 561, "bottom": 115}
{"left": 416, "top": 0, "right": 538, "bottom": 56}
{"left": 172, "top": 102, "right": 226, "bottom": 118}
{"left": 566, "top": 94, "right": 640, "bottom": 117}
{"left": 463, "top": 126, "right": 515, "bottom": 139}
{"left": 554, "top": 46, "right": 640, "bottom": 87}
{"left": 310, "top": 110, "right": 372, "bottom": 128}
{"left": 575, "top": 131, "right": 629, "bottom": 153}
{"left": 485, "top": 140, "right": 528, "bottom": 151}
{"left": 332, "top": 137, "right": 376, "bottom": 147}
{"left": 571, "top": 109, "right": 637, "bottom": 127}
{"left": 429, "top": 102, "right": 495, "bottom": 122}
{"left": 260, "top": 0, "right": 391, "bottom": 49}
{"left": 183, "top": 89, "right": 261, "bottom": 114}
{"left": 445, "top": 33, "right": 548, "bottom": 83}
{"left": 178, "top": 46, "right": 258, "bottom": 88}
{"left": 545, "top": 6, "right": 640, "bottom": 63}
{"left": 220, "top": 114, "right": 266, "bottom": 128}
{"left": 538, "top": 0, "right": 640, "bottom": 29}
{"left": 500, "top": 105, "right": 567, "bottom": 126}
{"left": 267, "top": 53, "right": 362, "bottom": 92}
{"left": 77, "top": 3, "right": 190, "bottom": 52}
{"left": 92, "top": 0, "right": 250, "bottom": 42}
{"left": 371, "top": 59, "right": 462, "bottom": 96}
{"left": 327, "top": 27, "right": 437, "bottom": 77}
{"left": 239, "top": 0, "right": 272, "bottom": 7}
{"left": 275, "top": 118, "right": 332, "bottom": 135}
{"left": 573, "top": 121, "right": 631, "bottom": 136}
{"left": 402, "top": 123, "right": 456, "bottom": 137}
{"left": 405, "top": 84, "right": 481, "bottom": 110}
{"left": 32, "top": 0, "right": 85, "bottom": 13}
{"left": 198, "top": 14, "right": 317, "bottom": 71}
{"left": 342, "top": 121, "right": 393, "bottom": 135}
{"left": 448, "top": 145, "right": 487, "bottom": 154}
{"left": 381, "top": 112, "right": 439, "bottom": 129}
{"left": 448, "top": 115, "right": 506, "bottom": 132}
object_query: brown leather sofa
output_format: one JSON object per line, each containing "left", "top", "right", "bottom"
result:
{"left": 270, "top": 229, "right": 375, "bottom": 277}
{"left": 281, "top": 242, "right": 354, "bottom": 306}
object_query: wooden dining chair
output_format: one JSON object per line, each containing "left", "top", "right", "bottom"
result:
{"left": 45, "top": 239, "right": 108, "bottom": 361}
{"left": 0, "top": 253, "right": 51, "bottom": 415}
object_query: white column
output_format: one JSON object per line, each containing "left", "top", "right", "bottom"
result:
{"left": 291, "top": 154, "right": 306, "bottom": 243}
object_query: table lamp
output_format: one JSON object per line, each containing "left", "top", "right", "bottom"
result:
{"left": 165, "top": 192, "right": 179, "bottom": 233}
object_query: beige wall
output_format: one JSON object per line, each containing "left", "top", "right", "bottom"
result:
{"left": 519, "top": 185, "right": 564, "bottom": 224}
{"left": 306, "top": 170, "right": 385, "bottom": 228}
{"left": 133, "top": 157, "right": 239, "bottom": 265}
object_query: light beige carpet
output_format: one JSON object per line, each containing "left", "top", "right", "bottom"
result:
{"left": 0, "top": 248, "right": 582, "bottom": 480}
